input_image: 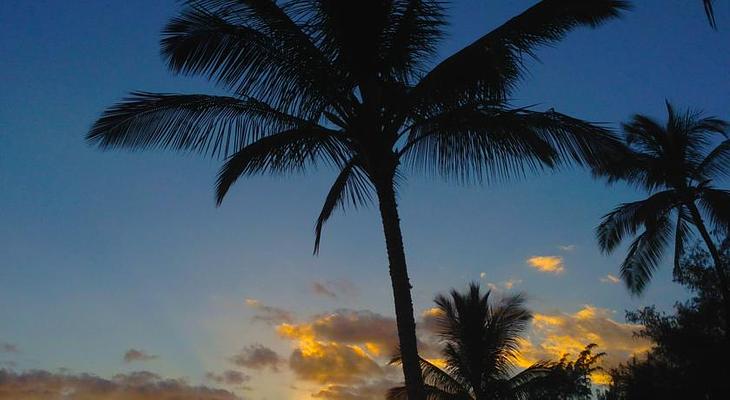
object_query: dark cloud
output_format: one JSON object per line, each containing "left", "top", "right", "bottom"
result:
{"left": 0, "top": 369, "right": 240, "bottom": 400}
{"left": 311, "top": 280, "right": 358, "bottom": 299}
{"left": 229, "top": 344, "right": 283, "bottom": 372}
{"left": 123, "top": 349, "right": 158, "bottom": 363}
{"left": 244, "top": 298, "right": 294, "bottom": 325}
{"left": 205, "top": 370, "right": 250, "bottom": 386}
{"left": 312, "top": 379, "right": 398, "bottom": 400}
{"left": 0, "top": 343, "right": 18, "bottom": 354}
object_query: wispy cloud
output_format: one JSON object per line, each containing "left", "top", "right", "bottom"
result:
{"left": 205, "top": 370, "right": 250, "bottom": 386}
{"left": 0, "top": 370, "right": 240, "bottom": 400}
{"left": 229, "top": 344, "right": 283, "bottom": 372}
{"left": 0, "top": 342, "right": 18, "bottom": 354}
{"left": 558, "top": 244, "right": 577, "bottom": 252}
{"left": 245, "top": 298, "right": 294, "bottom": 325}
{"left": 123, "top": 349, "right": 157, "bottom": 363}
{"left": 311, "top": 279, "right": 358, "bottom": 299}
{"left": 527, "top": 256, "right": 565, "bottom": 274}
{"left": 600, "top": 274, "right": 621, "bottom": 284}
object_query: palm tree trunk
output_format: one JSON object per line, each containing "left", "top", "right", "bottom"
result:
{"left": 375, "top": 177, "right": 426, "bottom": 400}
{"left": 686, "top": 202, "right": 730, "bottom": 338}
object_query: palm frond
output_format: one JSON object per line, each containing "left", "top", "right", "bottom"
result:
{"left": 620, "top": 214, "right": 674, "bottom": 294}
{"left": 409, "top": 0, "right": 629, "bottom": 106}
{"left": 704, "top": 0, "right": 717, "bottom": 29}
{"left": 698, "top": 188, "right": 730, "bottom": 235}
{"left": 596, "top": 190, "right": 679, "bottom": 253}
{"left": 697, "top": 139, "right": 730, "bottom": 181}
{"left": 313, "top": 157, "right": 374, "bottom": 254}
{"left": 87, "top": 92, "right": 305, "bottom": 158}
{"left": 381, "top": 0, "right": 447, "bottom": 82}
{"left": 162, "top": 2, "right": 341, "bottom": 116}
{"left": 673, "top": 206, "right": 694, "bottom": 276}
{"left": 215, "top": 127, "right": 348, "bottom": 204}
{"left": 389, "top": 355, "right": 470, "bottom": 397}
{"left": 403, "top": 104, "right": 622, "bottom": 185}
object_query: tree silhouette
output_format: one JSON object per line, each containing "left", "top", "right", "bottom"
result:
{"left": 88, "top": 1, "right": 628, "bottom": 398}
{"left": 598, "top": 238, "right": 730, "bottom": 399}
{"left": 388, "top": 283, "right": 603, "bottom": 400}
{"left": 596, "top": 102, "right": 730, "bottom": 332}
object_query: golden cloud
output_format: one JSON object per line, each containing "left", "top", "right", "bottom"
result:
{"left": 516, "top": 305, "right": 651, "bottom": 384}
{"left": 312, "top": 378, "right": 398, "bottom": 400}
{"left": 527, "top": 256, "right": 565, "bottom": 274}
{"left": 0, "top": 370, "right": 239, "bottom": 400}
{"left": 600, "top": 274, "right": 621, "bottom": 284}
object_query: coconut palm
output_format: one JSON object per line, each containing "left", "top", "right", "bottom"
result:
{"left": 388, "top": 284, "right": 601, "bottom": 400}
{"left": 596, "top": 101, "right": 730, "bottom": 325}
{"left": 87, "top": 1, "right": 628, "bottom": 398}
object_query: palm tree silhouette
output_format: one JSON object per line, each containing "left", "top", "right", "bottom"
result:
{"left": 596, "top": 101, "right": 730, "bottom": 327}
{"left": 87, "top": 1, "right": 628, "bottom": 398}
{"left": 388, "top": 284, "right": 547, "bottom": 400}
{"left": 388, "top": 284, "right": 603, "bottom": 400}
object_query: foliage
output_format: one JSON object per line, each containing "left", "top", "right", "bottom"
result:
{"left": 595, "top": 101, "right": 730, "bottom": 293}
{"left": 389, "top": 283, "right": 603, "bottom": 400}
{"left": 598, "top": 238, "right": 730, "bottom": 399}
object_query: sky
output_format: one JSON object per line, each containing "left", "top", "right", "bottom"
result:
{"left": 1, "top": 0, "right": 729, "bottom": 399}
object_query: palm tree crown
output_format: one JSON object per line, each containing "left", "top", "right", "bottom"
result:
{"left": 87, "top": 1, "right": 629, "bottom": 398}
{"left": 388, "top": 284, "right": 602, "bottom": 400}
{"left": 596, "top": 101, "right": 730, "bottom": 293}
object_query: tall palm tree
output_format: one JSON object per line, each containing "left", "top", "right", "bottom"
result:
{"left": 87, "top": 1, "right": 628, "bottom": 398}
{"left": 388, "top": 284, "right": 601, "bottom": 400}
{"left": 596, "top": 101, "right": 730, "bottom": 327}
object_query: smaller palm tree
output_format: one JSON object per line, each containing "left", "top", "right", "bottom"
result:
{"left": 388, "top": 283, "right": 594, "bottom": 400}
{"left": 596, "top": 101, "right": 730, "bottom": 325}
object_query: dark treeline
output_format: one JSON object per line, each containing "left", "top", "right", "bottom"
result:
{"left": 598, "top": 238, "right": 730, "bottom": 399}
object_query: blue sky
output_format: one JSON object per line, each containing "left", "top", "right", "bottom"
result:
{"left": 1, "top": 1, "right": 729, "bottom": 399}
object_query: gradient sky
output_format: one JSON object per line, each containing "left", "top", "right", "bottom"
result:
{"left": 1, "top": 1, "right": 729, "bottom": 399}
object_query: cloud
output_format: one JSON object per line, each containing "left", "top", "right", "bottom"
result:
{"left": 0, "top": 343, "right": 18, "bottom": 353}
{"left": 275, "top": 310, "right": 405, "bottom": 385}
{"left": 527, "top": 256, "right": 565, "bottom": 274}
{"left": 312, "top": 378, "right": 398, "bottom": 400}
{"left": 205, "top": 370, "right": 250, "bottom": 386}
{"left": 516, "top": 305, "right": 651, "bottom": 384}
{"left": 123, "top": 349, "right": 157, "bottom": 363}
{"left": 600, "top": 274, "right": 621, "bottom": 284}
{"left": 0, "top": 369, "right": 240, "bottom": 400}
{"left": 244, "top": 298, "right": 294, "bottom": 325}
{"left": 558, "top": 245, "right": 577, "bottom": 252}
{"left": 312, "top": 280, "right": 358, "bottom": 299}
{"left": 480, "top": 272, "right": 487, "bottom": 279}
{"left": 229, "top": 344, "right": 283, "bottom": 372}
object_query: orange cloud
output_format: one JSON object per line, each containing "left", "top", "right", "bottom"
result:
{"left": 600, "top": 274, "right": 621, "bottom": 284}
{"left": 0, "top": 370, "right": 239, "bottom": 400}
{"left": 527, "top": 256, "right": 565, "bottom": 274}
{"left": 516, "top": 305, "right": 651, "bottom": 384}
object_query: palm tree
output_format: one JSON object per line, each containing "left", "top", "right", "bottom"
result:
{"left": 388, "top": 284, "right": 601, "bottom": 400}
{"left": 596, "top": 101, "right": 730, "bottom": 328}
{"left": 87, "top": 1, "right": 628, "bottom": 398}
